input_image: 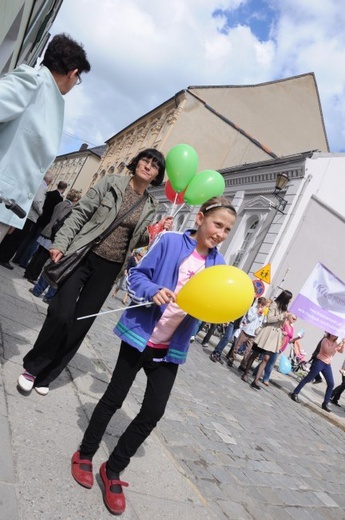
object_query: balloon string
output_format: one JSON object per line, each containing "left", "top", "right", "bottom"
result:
{"left": 77, "top": 301, "right": 155, "bottom": 320}
{"left": 169, "top": 193, "right": 178, "bottom": 216}
{"left": 172, "top": 203, "right": 185, "bottom": 218}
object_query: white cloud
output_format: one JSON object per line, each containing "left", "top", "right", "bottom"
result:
{"left": 53, "top": 0, "right": 345, "bottom": 154}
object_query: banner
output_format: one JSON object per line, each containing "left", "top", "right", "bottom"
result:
{"left": 289, "top": 262, "right": 345, "bottom": 337}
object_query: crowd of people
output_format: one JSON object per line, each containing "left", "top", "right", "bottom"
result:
{"left": 0, "top": 29, "right": 344, "bottom": 518}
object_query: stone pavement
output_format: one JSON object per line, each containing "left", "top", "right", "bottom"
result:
{"left": 1, "top": 264, "right": 345, "bottom": 520}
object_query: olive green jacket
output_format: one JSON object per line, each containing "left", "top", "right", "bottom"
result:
{"left": 52, "top": 174, "right": 158, "bottom": 270}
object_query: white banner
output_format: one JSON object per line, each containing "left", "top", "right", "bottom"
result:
{"left": 289, "top": 262, "right": 345, "bottom": 336}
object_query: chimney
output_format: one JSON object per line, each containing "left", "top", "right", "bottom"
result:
{"left": 79, "top": 143, "right": 88, "bottom": 151}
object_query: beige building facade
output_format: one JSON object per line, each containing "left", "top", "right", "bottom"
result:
{"left": 46, "top": 145, "right": 106, "bottom": 194}
{"left": 96, "top": 73, "right": 328, "bottom": 182}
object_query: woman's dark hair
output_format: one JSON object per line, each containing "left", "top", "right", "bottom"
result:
{"left": 42, "top": 33, "right": 91, "bottom": 75}
{"left": 199, "top": 196, "right": 237, "bottom": 217}
{"left": 275, "top": 290, "right": 293, "bottom": 311}
{"left": 126, "top": 148, "right": 165, "bottom": 186}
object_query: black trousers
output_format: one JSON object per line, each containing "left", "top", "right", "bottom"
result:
{"left": 24, "top": 245, "right": 50, "bottom": 281}
{"left": 23, "top": 252, "right": 122, "bottom": 386}
{"left": 0, "top": 219, "right": 35, "bottom": 262}
{"left": 80, "top": 342, "right": 178, "bottom": 473}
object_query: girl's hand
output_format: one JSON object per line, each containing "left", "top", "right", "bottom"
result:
{"left": 153, "top": 288, "right": 176, "bottom": 306}
{"left": 50, "top": 248, "right": 63, "bottom": 263}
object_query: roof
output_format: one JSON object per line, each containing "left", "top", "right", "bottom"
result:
{"left": 187, "top": 73, "right": 329, "bottom": 156}
{"left": 106, "top": 73, "right": 329, "bottom": 159}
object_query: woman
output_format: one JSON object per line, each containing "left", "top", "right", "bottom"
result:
{"left": 17, "top": 149, "right": 171, "bottom": 395}
{"left": 290, "top": 333, "right": 345, "bottom": 412}
{"left": 241, "top": 289, "right": 292, "bottom": 389}
{"left": 258, "top": 312, "right": 298, "bottom": 386}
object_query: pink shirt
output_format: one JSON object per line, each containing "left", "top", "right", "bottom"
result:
{"left": 148, "top": 250, "right": 206, "bottom": 348}
{"left": 280, "top": 322, "right": 294, "bottom": 352}
{"left": 317, "top": 337, "right": 343, "bottom": 365}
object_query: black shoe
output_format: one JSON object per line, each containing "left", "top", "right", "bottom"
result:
{"left": 0, "top": 261, "right": 13, "bottom": 270}
{"left": 24, "top": 275, "right": 36, "bottom": 284}
{"left": 312, "top": 377, "right": 322, "bottom": 384}
{"left": 238, "top": 365, "right": 245, "bottom": 372}
{"left": 209, "top": 353, "right": 217, "bottom": 363}
{"left": 251, "top": 381, "right": 261, "bottom": 390}
{"left": 227, "top": 359, "right": 233, "bottom": 367}
{"left": 330, "top": 398, "right": 341, "bottom": 407}
{"left": 290, "top": 392, "right": 300, "bottom": 403}
{"left": 321, "top": 402, "right": 331, "bottom": 413}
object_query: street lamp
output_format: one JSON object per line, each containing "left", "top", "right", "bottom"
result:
{"left": 272, "top": 172, "right": 289, "bottom": 214}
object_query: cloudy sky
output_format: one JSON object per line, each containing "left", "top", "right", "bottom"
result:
{"left": 51, "top": 0, "right": 345, "bottom": 155}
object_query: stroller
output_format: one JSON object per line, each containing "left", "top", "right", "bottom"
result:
{"left": 288, "top": 340, "right": 310, "bottom": 381}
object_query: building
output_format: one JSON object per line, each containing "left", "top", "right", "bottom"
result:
{"left": 0, "top": 0, "right": 63, "bottom": 74}
{"left": 96, "top": 73, "right": 328, "bottom": 178}
{"left": 158, "top": 150, "right": 344, "bottom": 379}
{"left": 47, "top": 144, "right": 106, "bottom": 194}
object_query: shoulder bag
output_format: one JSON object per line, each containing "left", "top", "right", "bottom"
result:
{"left": 43, "top": 195, "right": 146, "bottom": 288}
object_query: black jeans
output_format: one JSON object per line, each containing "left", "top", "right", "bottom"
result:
{"left": 80, "top": 342, "right": 178, "bottom": 473}
{"left": 23, "top": 252, "right": 122, "bottom": 386}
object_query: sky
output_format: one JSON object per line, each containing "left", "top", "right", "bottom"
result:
{"left": 51, "top": 0, "right": 345, "bottom": 155}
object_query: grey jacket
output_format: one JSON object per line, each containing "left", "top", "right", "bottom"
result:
{"left": 41, "top": 199, "right": 74, "bottom": 239}
{"left": 52, "top": 174, "right": 158, "bottom": 269}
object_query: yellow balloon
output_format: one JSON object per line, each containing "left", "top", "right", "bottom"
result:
{"left": 176, "top": 265, "right": 255, "bottom": 323}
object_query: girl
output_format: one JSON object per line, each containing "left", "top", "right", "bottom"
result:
{"left": 290, "top": 333, "right": 345, "bottom": 411}
{"left": 71, "top": 196, "right": 236, "bottom": 514}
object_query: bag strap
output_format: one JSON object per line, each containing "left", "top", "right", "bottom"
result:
{"left": 94, "top": 193, "right": 147, "bottom": 244}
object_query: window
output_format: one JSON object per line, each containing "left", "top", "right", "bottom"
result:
{"left": 233, "top": 219, "right": 259, "bottom": 268}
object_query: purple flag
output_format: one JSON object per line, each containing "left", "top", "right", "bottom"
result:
{"left": 289, "top": 262, "right": 345, "bottom": 337}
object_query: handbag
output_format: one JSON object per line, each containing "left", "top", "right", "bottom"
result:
{"left": 43, "top": 194, "right": 147, "bottom": 288}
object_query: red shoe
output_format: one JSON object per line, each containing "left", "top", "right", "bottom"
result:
{"left": 71, "top": 451, "right": 94, "bottom": 489}
{"left": 100, "top": 462, "right": 128, "bottom": 514}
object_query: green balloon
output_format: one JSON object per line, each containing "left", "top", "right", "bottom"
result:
{"left": 165, "top": 144, "right": 198, "bottom": 192}
{"left": 184, "top": 170, "right": 225, "bottom": 205}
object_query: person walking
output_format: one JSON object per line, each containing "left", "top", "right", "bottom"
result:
{"left": 27, "top": 189, "right": 82, "bottom": 298}
{"left": 241, "top": 290, "right": 292, "bottom": 389}
{"left": 24, "top": 188, "right": 82, "bottom": 283}
{"left": 14, "top": 181, "right": 68, "bottom": 270}
{"left": 227, "top": 297, "right": 267, "bottom": 369}
{"left": 17, "top": 149, "right": 171, "bottom": 395}
{"left": 259, "top": 312, "right": 298, "bottom": 385}
{"left": 290, "top": 334, "right": 345, "bottom": 412}
{"left": 0, "top": 33, "right": 90, "bottom": 243}
{"left": 70, "top": 196, "right": 237, "bottom": 514}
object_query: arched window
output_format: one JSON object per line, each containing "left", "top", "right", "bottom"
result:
{"left": 233, "top": 219, "right": 259, "bottom": 268}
